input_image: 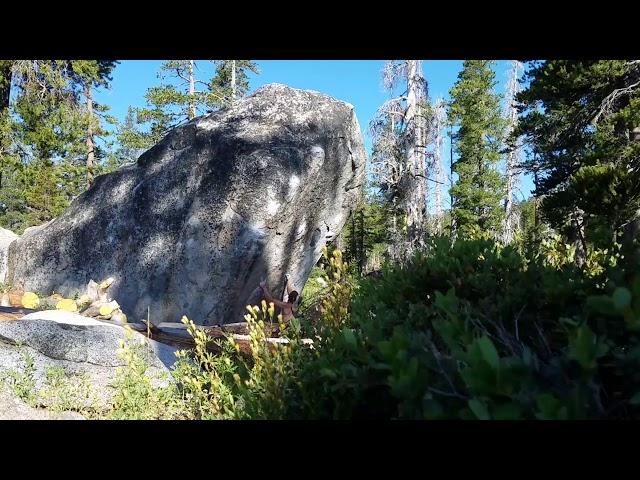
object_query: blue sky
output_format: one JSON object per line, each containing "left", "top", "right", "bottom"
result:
{"left": 96, "top": 60, "right": 534, "bottom": 208}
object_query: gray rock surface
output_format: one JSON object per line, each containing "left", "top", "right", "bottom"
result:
{"left": 6, "top": 83, "right": 366, "bottom": 325}
{"left": 0, "top": 227, "right": 18, "bottom": 283}
{"left": 0, "top": 389, "right": 85, "bottom": 420}
{"left": 0, "top": 313, "right": 176, "bottom": 408}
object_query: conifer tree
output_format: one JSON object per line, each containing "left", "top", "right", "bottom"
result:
{"left": 448, "top": 60, "right": 506, "bottom": 238}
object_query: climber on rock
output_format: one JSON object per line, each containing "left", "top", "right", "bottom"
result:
{"left": 258, "top": 274, "right": 299, "bottom": 323}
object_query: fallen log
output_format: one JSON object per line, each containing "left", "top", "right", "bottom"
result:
{"left": 133, "top": 322, "right": 313, "bottom": 356}
{"left": 0, "top": 306, "right": 37, "bottom": 321}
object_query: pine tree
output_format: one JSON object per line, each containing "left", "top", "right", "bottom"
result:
{"left": 0, "top": 60, "right": 117, "bottom": 232}
{"left": 448, "top": 60, "right": 506, "bottom": 238}
{"left": 211, "top": 60, "right": 259, "bottom": 103}
{"left": 515, "top": 60, "right": 640, "bottom": 257}
{"left": 104, "top": 107, "right": 148, "bottom": 171}
{"left": 342, "top": 191, "right": 393, "bottom": 275}
{"left": 66, "top": 60, "right": 118, "bottom": 189}
{"left": 133, "top": 60, "right": 232, "bottom": 149}
{"left": 0, "top": 60, "right": 12, "bottom": 114}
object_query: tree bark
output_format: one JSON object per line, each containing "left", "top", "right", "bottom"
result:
{"left": 85, "top": 84, "right": 95, "bottom": 189}
{"left": 434, "top": 100, "right": 446, "bottom": 233}
{"left": 0, "top": 60, "right": 12, "bottom": 114}
{"left": 188, "top": 60, "right": 196, "bottom": 119}
{"left": 571, "top": 208, "right": 587, "bottom": 268}
{"left": 231, "top": 60, "right": 237, "bottom": 102}
{"left": 503, "top": 61, "right": 522, "bottom": 244}
{"left": 403, "top": 60, "right": 427, "bottom": 243}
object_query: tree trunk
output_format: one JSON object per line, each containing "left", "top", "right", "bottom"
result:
{"left": 403, "top": 60, "right": 427, "bottom": 243}
{"left": 434, "top": 100, "right": 445, "bottom": 234}
{"left": 85, "top": 84, "right": 95, "bottom": 190}
{"left": 231, "top": 60, "right": 237, "bottom": 102}
{"left": 449, "top": 125, "right": 455, "bottom": 234}
{"left": 358, "top": 208, "right": 365, "bottom": 274}
{"left": 622, "top": 127, "right": 640, "bottom": 255}
{"left": 571, "top": 208, "right": 587, "bottom": 268}
{"left": 0, "top": 61, "right": 12, "bottom": 114}
{"left": 503, "top": 60, "right": 522, "bottom": 245}
{"left": 188, "top": 60, "right": 196, "bottom": 120}
{"left": 350, "top": 212, "right": 356, "bottom": 266}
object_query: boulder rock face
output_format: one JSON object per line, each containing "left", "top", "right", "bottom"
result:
{"left": 0, "top": 227, "right": 18, "bottom": 283}
{"left": 0, "top": 313, "right": 174, "bottom": 408}
{"left": 6, "top": 84, "right": 366, "bottom": 325}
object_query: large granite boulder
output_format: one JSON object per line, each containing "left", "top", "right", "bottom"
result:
{"left": 6, "top": 84, "right": 366, "bottom": 325}
{"left": 0, "top": 227, "right": 18, "bottom": 283}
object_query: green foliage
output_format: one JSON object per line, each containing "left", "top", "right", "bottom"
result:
{"left": 108, "top": 327, "right": 181, "bottom": 420}
{"left": 0, "top": 350, "right": 37, "bottom": 406}
{"left": 342, "top": 192, "right": 393, "bottom": 275}
{"left": 130, "top": 60, "right": 251, "bottom": 149}
{"left": 106, "top": 107, "right": 147, "bottom": 170}
{"left": 516, "top": 60, "right": 640, "bottom": 248}
{"left": 211, "top": 60, "right": 259, "bottom": 102}
{"left": 448, "top": 61, "right": 507, "bottom": 238}
{"left": 171, "top": 316, "right": 240, "bottom": 419}
{"left": 157, "top": 239, "right": 640, "bottom": 420}
{"left": 0, "top": 59, "right": 118, "bottom": 233}
{"left": 38, "top": 366, "right": 98, "bottom": 416}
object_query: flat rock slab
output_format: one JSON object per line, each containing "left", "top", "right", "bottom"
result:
{"left": 0, "top": 389, "right": 85, "bottom": 420}
{"left": 0, "top": 311, "right": 178, "bottom": 408}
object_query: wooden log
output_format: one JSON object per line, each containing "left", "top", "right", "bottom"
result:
{"left": 140, "top": 326, "right": 312, "bottom": 356}
{"left": 0, "top": 306, "right": 37, "bottom": 321}
{"left": 9, "top": 290, "right": 24, "bottom": 307}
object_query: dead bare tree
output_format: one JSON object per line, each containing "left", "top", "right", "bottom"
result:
{"left": 370, "top": 60, "right": 432, "bottom": 258}
{"left": 432, "top": 97, "right": 446, "bottom": 233}
{"left": 503, "top": 60, "right": 523, "bottom": 244}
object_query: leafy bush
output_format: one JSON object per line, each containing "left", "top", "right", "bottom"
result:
{"left": 108, "top": 327, "right": 182, "bottom": 420}
{"left": 172, "top": 236, "right": 640, "bottom": 419}
{"left": 39, "top": 366, "right": 98, "bottom": 416}
{"left": 0, "top": 351, "right": 37, "bottom": 406}
{"left": 66, "top": 236, "right": 640, "bottom": 420}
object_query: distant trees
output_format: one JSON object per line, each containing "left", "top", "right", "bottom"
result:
{"left": 516, "top": 60, "right": 640, "bottom": 260}
{"left": 121, "top": 60, "right": 260, "bottom": 152}
{"left": 0, "top": 60, "right": 118, "bottom": 232}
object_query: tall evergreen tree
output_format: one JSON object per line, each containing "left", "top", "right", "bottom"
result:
{"left": 0, "top": 60, "right": 12, "bottom": 114}
{"left": 67, "top": 60, "right": 118, "bottom": 189}
{"left": 0, "top": 60, "right": 117, "bottom": 232}
{"left": 448, "top": 60, "right": 506, "bottom": 238}
{"left": 211, "top": 60, "right": 259, "bottom": 103}
{"left": 515, "top": 60, "right": 640, "bottom": 259}
{"left": 432, "top": 97, "right": 447, "bottom": 233}
{"left": 133, "top": 60, "right": 231, "bottom": 149}
{"left": 106, "top": 106, "right": 148, "bottom": 170}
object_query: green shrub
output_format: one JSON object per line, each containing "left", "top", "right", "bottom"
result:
{"left": 99, "top": 236, "right": 640, "bottom": 419}
{"left": 0, "top": 351, "right": 37, "bottom": 406}
{"left": 39, "top": 366, "right": 99, "bottom": 417}
{"left": 107, "top": 327, "right": 182, "bottom": 420}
